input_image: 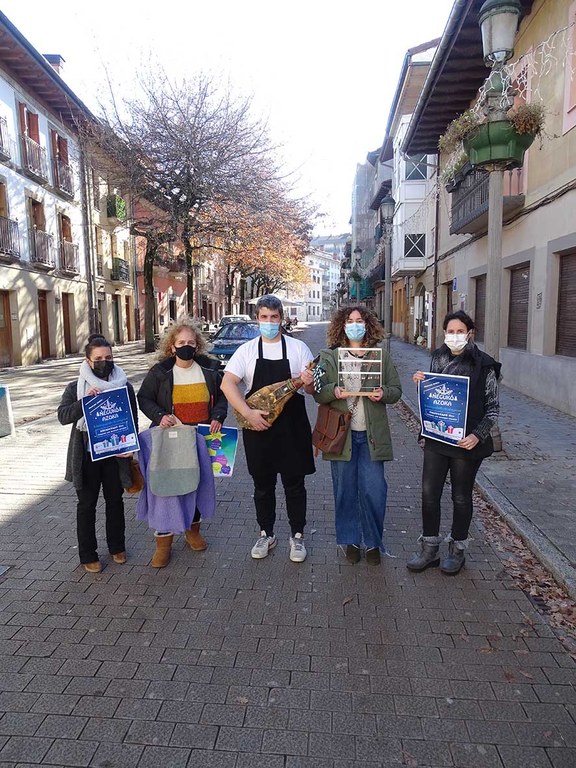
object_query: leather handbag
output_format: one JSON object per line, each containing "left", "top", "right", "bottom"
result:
{"left": 312, "top": 404, "right": 352, "bottom": 455}
{"left": 126, "top": 460, "right": 145, "bottom": 494}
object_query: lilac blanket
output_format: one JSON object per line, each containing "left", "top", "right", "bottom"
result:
{"left": 136, "top": 427, "right": 216, "bottom": 533}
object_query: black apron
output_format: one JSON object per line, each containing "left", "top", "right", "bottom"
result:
{"left": 243, "top": 337, "right": 316, "bottom": 477}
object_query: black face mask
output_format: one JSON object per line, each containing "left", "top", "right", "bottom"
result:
{"left": 174, "top": 345, "right": 196, "bottom": 361}
{"left": 92, "top": 360, "right": 115, "bottom": 379}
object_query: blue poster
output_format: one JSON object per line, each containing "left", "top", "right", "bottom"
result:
{"left": 81, "top": 386, "right": 140, "bottom": 461}
{"left": 197, "top": 424, "right": 239, "bottom": 477}
{"left": 418, "top": 373, "right": 469, "bottom": 445}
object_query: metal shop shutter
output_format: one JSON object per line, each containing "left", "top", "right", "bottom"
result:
{"left": 508, "top": 263, "right": 530, "bottom": 349}
{"left": 474, "top": 274, "right": 486, "bottom": 342}
{"left": 556, "top": 252, "right": 576, "bottom": 357}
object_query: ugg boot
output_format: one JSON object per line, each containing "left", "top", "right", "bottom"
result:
{"left": 440, "top": 539, "right": 467, "bottom": 575}
{"left": 151, "top": 533, "right": 174, "bottom": 568}
{"left": 185, "top": 522, "right": 207, "bottom": 551}
{"left": 406, "top": 535, "right": 442, "bottom": 572}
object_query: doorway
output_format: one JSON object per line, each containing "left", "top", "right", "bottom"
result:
{"left": 112, "top": 294, "right": 120, "bottom": 344}
{"left": 0, "top": 290, "right": 13, "bottom": 367}
{"left": 62, "top": 292, "right": 72, "bottom": 354}
{"left": 125, "top": 296, "right": 132, "bottom": 341}
{"left": 37, "top": 290, "right": 50, "bottom": 359}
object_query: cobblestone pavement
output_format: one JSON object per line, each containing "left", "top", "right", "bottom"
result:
{"left": 0, "top": 323, "right": 574, "bottom": 767}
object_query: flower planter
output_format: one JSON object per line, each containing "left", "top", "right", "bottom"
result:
{"left": 464, "top": 121, "right": 535, "bottom": 169}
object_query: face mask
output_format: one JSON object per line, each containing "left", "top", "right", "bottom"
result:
{"left": 345, "top": 322, "right": 366, "bottom": 342}
{"left": 444, "top": 333, "right": 469, "bottom": 354}
{"left": 174, "top": 345, "right": 196, "bottom": 361}
{"left": 92, "top": 360, "right": 114, "bottom": 379}
{"left": 259, "top": 322, "right": 281, "bottom": 340}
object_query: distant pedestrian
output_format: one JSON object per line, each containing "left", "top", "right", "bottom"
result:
{"left": 57, "top": 334, "right": 138, "bottom": 573}
{"left": 220, "top": 295, "right": 315, "bottom": 562}
{"left": 407, "top": 310, "right": 500, "bottom": 575}
{"left": 313, "top": 305, "right": 401, "bottom": 565}
{"left": 137, "top": 320, "right": 227, "bottom": 567}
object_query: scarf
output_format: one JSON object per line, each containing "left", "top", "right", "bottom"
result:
{"left": 76, "top": 360, "right": 128, "bottom": 431}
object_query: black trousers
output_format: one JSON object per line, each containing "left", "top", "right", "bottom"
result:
{"left": 252, "top": 473, "right": 307, "bottom": 537}
{"left": 76, "top": 455, "right": 125, "bottom": 563}
{"left": 421, "top": 450, "right": 483, "bottom": 541}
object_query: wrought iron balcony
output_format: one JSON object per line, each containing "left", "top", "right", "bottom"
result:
{"left": 30, "top": 229, "right": 55, "bottom": 268}
{"left": 60, "top": 241, "right": 79, "bottom": 274}
{"left": 167, "top": 257, "right": 187, "bottom": 276}
{"left": 0, "top": 216, "right": 20, "bottom": 261}
{"left": 21, "top": 135, "right": 49, "bottom": 182}
{"left": 449, "top": 166, "right": 525, "bottom": 235}
{"left": 53, "top": 158, "right": 74, "bottom": 197}
{"left": 0, "top": 116, "right": 11, "bottom": 160}
{"left": 111, "top": 256, "right": 130, "bottom": 283}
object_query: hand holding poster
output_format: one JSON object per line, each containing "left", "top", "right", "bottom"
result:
{"left": 418, "top": 373, "right": 470, "bottom": 446}
{"left": 197, "top": 424, "right": 239, "bottom": 476}
{"left": 82, "top": 386, "right": 139, "bottom": 461}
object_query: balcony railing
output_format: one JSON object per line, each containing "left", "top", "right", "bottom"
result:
{"left": 60, "top": 240, "right": 79, "bottom": 273}
{"left": 0, "top": 215, "right": 20, "bottom": 260}
{"left": 0, "top": 116, "right": 11, "bottom": 160}
{"left": 167, "top": 257, "right": 186, "bottom": 275}
{"left": 30, "top": 229, "right": 55, "bottom": 268}
{"left": 53, "top": 158, "right": 74, "bottom": 197}
{"left": 21, "top": 135, "right": 49, "bottom": 182}
{"left": 449, "top": 166, "right": 524, "bottom": 235}
{"left": 111, "top": 256, "right": 130, "bottom": 282}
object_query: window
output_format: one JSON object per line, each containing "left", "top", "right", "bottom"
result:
{"left": 18, "top": 103, "right": 39, "bottom": 141}
{"left": 405, "top": 154, "right": 427, "bottom": 181}
{"left": 91, "top": 169, "right": 100, "bottom": 208}
{"left": 404, "top": 234, "right": 425, "bottom": 259}
{"left": 507, "top": 264, "right": 530, "bottom": 349}
{"left": 556, "top": 252, "right": 576, "bottom": 357}
{"left": 474, "top": 275, "right": 486, "bottom": 343}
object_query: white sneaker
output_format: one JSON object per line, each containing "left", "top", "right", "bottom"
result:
{"left": 289, "top": 533, "right": 307, "bottom": 563}
{"left": 251, "top": 532, "right": 277, "bottom": 559}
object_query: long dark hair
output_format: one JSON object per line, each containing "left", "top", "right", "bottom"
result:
{"left": 327, "top": 305, "right": 384, "bottom": 347}
{"left": 85, "top": 334, "right": 111, "bottom": 358}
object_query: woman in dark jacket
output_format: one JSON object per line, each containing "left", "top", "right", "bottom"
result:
{"left": 58, "top": 334, "right": 138, "bottom": 573}
{"left": 407, "top": 310, "right": 500, "bottom": 575}
{"left": 137, "top": 320, "right": 227, "bottom": 567}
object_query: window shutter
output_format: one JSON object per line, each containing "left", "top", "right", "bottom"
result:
{"left": 474, "top": 275, "right": 486, "bottom": 342}
{"left": 18, "top": 102, "right": 26, "bottom": 134}
{"left": 556, "top": 252, "right": 576, "bottom": 357}
{"left": 508, "top": 264, "right": 530, "bottom": 349}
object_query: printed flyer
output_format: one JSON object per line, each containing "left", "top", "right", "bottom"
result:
{"left": 418, "top": 373, "right": 469, "bottom": 445}
{"left": 82, "top": 386, "right": 139, "bottom": 461}
{"left": 197, "top": 424, "right": 239, "bottom": 476}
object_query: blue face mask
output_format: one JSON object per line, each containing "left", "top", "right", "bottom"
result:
{"left": 345, "top": 322, "right": 366, "bottom": 342}
{"left": 259, "top": 322, "right": 281, "bottom": 340}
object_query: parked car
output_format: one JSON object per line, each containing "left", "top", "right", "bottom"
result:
{"left": 219, "top": 314, "right": 252, "bottom": 326}
{"left": 210, "top": 321, "right": 260, "bottom": 368}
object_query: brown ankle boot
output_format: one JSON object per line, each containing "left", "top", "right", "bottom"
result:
{"left": 185, "top": 522, "right": 207, "bottom": 551}
{"left": 151, "top": 533, "right": 173, "bottom": 568}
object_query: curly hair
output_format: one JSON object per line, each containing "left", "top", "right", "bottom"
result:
{"left": 157, "top": 320, "right": 210, "bottom": 361}
{"left": 326, "top": 305, "right": 384, "bottom": 348}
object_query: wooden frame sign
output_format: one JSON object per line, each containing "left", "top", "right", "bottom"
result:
{"left": 337, "top": 347, "right": 383, "bottom": 396}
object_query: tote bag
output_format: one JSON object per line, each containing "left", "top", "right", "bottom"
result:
{"left": 149, "top": 425, "right": 200, "bottom": 497}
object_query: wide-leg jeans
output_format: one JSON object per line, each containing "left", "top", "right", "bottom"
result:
{"left": 330, "top": 430, "right": 387, "bottom": 550}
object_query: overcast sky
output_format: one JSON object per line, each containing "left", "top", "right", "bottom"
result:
{"left": 1, "top": 0, "right": 454, "bottom": 234}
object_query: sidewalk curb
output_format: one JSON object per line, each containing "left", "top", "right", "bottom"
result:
{"left": 400, "top": 394, "right": 576, "bottom": 601}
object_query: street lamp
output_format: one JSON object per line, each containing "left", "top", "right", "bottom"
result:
{"left": 352, "top": 246, "right": 362, "bottom": 302}
{"left": 478, "top": 0, "right": 521, "bottom": 450}
{"left": 380, "top": 194, "right": 395, "bottom": 352}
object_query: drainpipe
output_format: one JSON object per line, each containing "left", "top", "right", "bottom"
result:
{"left": 79, "top": 150, "right": 98, "bottom": 336}
{"left": 432, "top": 161, "right": 441, "bottom": 348}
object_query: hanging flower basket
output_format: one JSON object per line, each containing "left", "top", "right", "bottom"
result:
{"left": 463, "top": 120, "right": 536, "bottom": 169}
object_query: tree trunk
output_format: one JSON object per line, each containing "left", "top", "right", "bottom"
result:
{"left": 143, "top": 241, "right": 157, "bottom": 353}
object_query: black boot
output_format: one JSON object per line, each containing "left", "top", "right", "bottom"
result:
{"left": 440, "top": 540, "right": 466, "bottom": 575}
{"left": 406, "top": 536, "right": 441, "bottom": 572}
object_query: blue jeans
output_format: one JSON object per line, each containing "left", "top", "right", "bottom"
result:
{"left": 330, "top": 430, "right": 388, "bottom": 550}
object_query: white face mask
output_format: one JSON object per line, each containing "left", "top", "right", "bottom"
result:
{"left": 444, "top": 332, "right": 469, "bottom": 353}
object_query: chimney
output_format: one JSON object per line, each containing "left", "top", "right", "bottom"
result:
{"left": 43, "top": 54, "right": 65, "bottom": 75}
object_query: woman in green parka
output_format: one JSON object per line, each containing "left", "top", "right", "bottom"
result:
{"left": 313, "top": 305, "right": 402, "bottom": 565}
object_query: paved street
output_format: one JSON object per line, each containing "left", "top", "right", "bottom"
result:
{"left": 0, "top": 323, "right": 575, "bottom": 768}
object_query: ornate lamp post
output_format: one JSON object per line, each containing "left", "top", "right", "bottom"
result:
{"left": 351, "top": 246, "right": 363, "bottom": 302}
{"left": 380, "top": 194, "right": 395, "bottom": 353}
{"left": 478, "top": 0, "right": 522, "bottom": 451}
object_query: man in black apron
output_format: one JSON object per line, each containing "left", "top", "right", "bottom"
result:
{"left": 221, "top": 296, "right": 316, "bottom": 562}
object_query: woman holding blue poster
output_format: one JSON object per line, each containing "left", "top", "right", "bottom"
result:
{"left": 137, "top": 320, "right": 227, "bottom": 567}
{"left": 57, "top": 334, "right": 138, "bottom": 573}
{"left": 407, "top": 310, "right": 500, "bottom": 575}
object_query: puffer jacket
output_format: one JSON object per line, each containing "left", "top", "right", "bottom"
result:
{"left": 313, "top": 343, "right": 402, "bottom": 461}
{"left": 137, "top": 354, "right": 228, "bottom": 426}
